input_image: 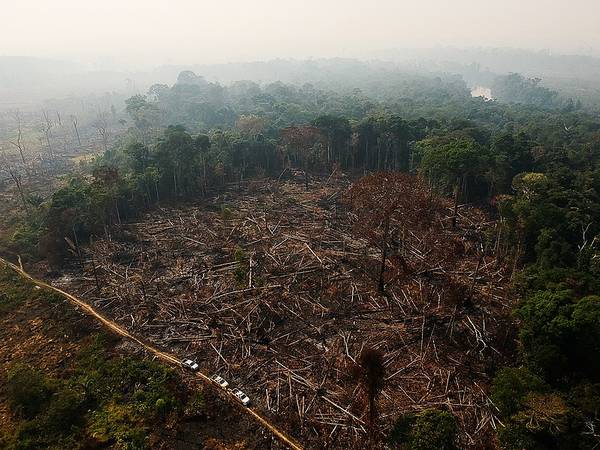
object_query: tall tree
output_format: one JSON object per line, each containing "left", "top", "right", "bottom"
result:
{"left": 312, "top": 115, "right": 351, "bottom": 166}
{"left": 419, "top": 137, "right": 489, "bottom": 226}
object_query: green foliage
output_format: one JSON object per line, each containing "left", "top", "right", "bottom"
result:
{"left": 0, "top": 268, "right": 66, "bottom": 330}
{"left": 3, "top": 335, "right": 184, "bottom": 449}
{"left": 9, "top": 212, "right": 45, "bottom": 258}
{"left": 88, "top": 403, "right": 147, "bottom": 449}
{"left": 491, "top": 367, "right": 547, "bottom": 418}
{"left": 0, "top": 269, "right": 46, "bottom": 314}
{"left": 185, "top": 391, "right": 206, "bottom": 418}
{"left": 71, "top": 337, "right": 179, "bottom": 420}
{"left": 418, "top": 137, "right": 490, "bottom": 201}
{"left": 515, "top": 290, "right": 574, "bottom": 380}
{"left": 42, "top": 387, "right": 86, "bottom": 434}
{"left": 233, "top": 246, "right": 248, "bottom": 284}
{"left": 515, "top": 291, "right": 600, "bottom": 382}
{"left": 498, "top": 423, "right": 545, "bottom": 450}
{"left": 495, "top": 294, "right": 600, "bottom": 448}
{"left": 6, "top": 366, "right": 55, "bottom": 419}
{"left": 221, "top": 205, "right": 234, "bottom": 220}
{"left": 570, "top": 296, "right": 600, "bottom": 375}
{"left": 492, "top": 74, "right": 559, "bottom": 108}
{"left": 389, "top": 409, "right": 457, "bottom": 450}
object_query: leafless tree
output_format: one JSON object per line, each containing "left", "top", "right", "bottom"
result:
{"left": 0, "top": 149, "right": 28, "bottom": 212}
{"left": 41, "top": 109, "right": 54, "bottom": 157}
{"left": 8, "top": 110, "right": 26, "bottom": 166}
{"left": 93, "top": 111, "right": 110, "bottom": 152}
{"left": 351, "top": 347, "right": 385, "bottom": 444}
{"left": 71, "top": 115, "right": 82, "bottom": 146}
{"left": 347, "top": 172, "right": 436, "bottom": 292}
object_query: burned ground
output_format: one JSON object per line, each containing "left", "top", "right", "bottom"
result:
{"left": 51, "top": 174, "right": 516, "bottom": 449}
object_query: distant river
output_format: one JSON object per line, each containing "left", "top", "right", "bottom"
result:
{"left": 471, "top": 86, "right": 493, "bottom": 100}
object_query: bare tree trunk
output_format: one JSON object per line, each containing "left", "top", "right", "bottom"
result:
{"left": 72, "top": 226, "right": 84, "bottom": 269}
{"left": 9, "top": 169, "right": 29, "bottom": 212}
{"left": 93, "top": 111, "right": 110, "bottom": 152}
{"left": 114, "top": 200, "right": 121, "bottom": 224}
{"left": 10, "top": 110, "right": 27, "bottom": 166}
{"left": 42, "top": 109, "right": 53, "bottom": 157}
{"left": 303, "top": 157, "right": 309, "bottom": 190}
{"left": 364, "top": 138, "right": 369, "bottom": 172}
{"left": 90, "top": 251, "right": 100, "bottom": 291}
{"left": 202, "top": 156, "right": 207, "bottom": 196}
{"left": 71, "top": 115, "right": 82, "bottom": 146}
{"left": 378, "top": 218, "right": 390, "bottom": 292}
{"left": 452, "top": 182, "right": 460, "bottom": 228}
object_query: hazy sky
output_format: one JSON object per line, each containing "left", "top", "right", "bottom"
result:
{"left": 3, "top": 0, "right": 600, "bottom": 67}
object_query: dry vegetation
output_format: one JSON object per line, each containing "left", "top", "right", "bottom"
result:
{"left": 0, "top": 107, "right": 123, "bottom": 247}
{"left": 0, "top": 266, "right": 279, "bottom": 449}
{"left": 47, "top": 172, "right": 516, "bottom": 449}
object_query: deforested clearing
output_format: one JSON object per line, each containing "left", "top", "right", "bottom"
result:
{"left": 51, "top": 173, "right": 514, "bottom": 449}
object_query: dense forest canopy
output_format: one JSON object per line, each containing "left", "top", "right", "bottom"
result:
{"left": 5, "top": 51, "right": 600, "bottom": 109}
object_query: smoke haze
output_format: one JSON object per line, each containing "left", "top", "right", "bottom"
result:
{"left": 2, "top": 0, "right": 600, "bottom": 68}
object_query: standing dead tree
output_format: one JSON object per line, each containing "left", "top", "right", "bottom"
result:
{"left": 93, "top": 111, "right": 110, "bottom": 152}
{"left": 71, "top": 115, "right": 82, "bottom": 146}
{"left": 351, "top": 347, "right": 386, "bottom": 445}
{"left": 0, "top": 149, "right": 29, "bottom": 212}
{"left": 347, "top": 172, "right": 436, "bottom": 292}
{"left": 9, "top": 110, "right": 27, "bottom": 166}
{"left": 41, "top": 109, "right": 54, "bottom": 157}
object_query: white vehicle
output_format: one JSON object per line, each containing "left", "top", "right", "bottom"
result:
{"left": 211, "top": 374, "right": 229, "bottom": 389}
{"left": 231, "top": 388, "right": 251, "bottom": 406}
{"left": 181, "top": 359, "right": 199, "bottom": 372}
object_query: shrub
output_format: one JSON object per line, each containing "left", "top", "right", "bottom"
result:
{"left": 233, "top": 246, "right": 248, "bottom": 284}
{"left": 10, "top": 220, "right": 43, "bottom": 259}
{"left": 6, "top": 366, "right": 54, "bottom": 419}
{"left": 42, "top": 388, "right": 86, "bottom": 435}
{"left": 185, "top": 391, "right": 206, "bottom": 418}
{"left": 0, "top": 269, "right": 47, "bottom": 315}
{"left": 88, "top": 402, "right": 147, "bottom": 449}
{"left": 498, "top": 423, "right": 544, "bottom": 450}
{"left": 389, "top": 409, "right": 457, "bottom": 450}
{"left": 491, "top": 367, "right": 547, "bottom": 418}
{"left": 221, "top": 205, "right": 233, "bottom": 220}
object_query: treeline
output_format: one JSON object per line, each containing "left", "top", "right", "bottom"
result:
{"left": 20, "top": 114, "right": 537, "bottom": 268}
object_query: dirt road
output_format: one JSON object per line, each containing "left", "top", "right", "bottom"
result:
{"left": 0, "top": 257, "right": 303, "bottom": 450}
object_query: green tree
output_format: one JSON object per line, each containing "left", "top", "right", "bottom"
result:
{"left": 312, "top": 114, "right": 351, "bottom": 165}
{"left": 419, "top": 137, "right": 489, "bottom": 226}
{"left": 389, "top": 409, "right": 457, "bottom": 450}
{"left": 491, "top": 367, "right": 548, "bottom": 418}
